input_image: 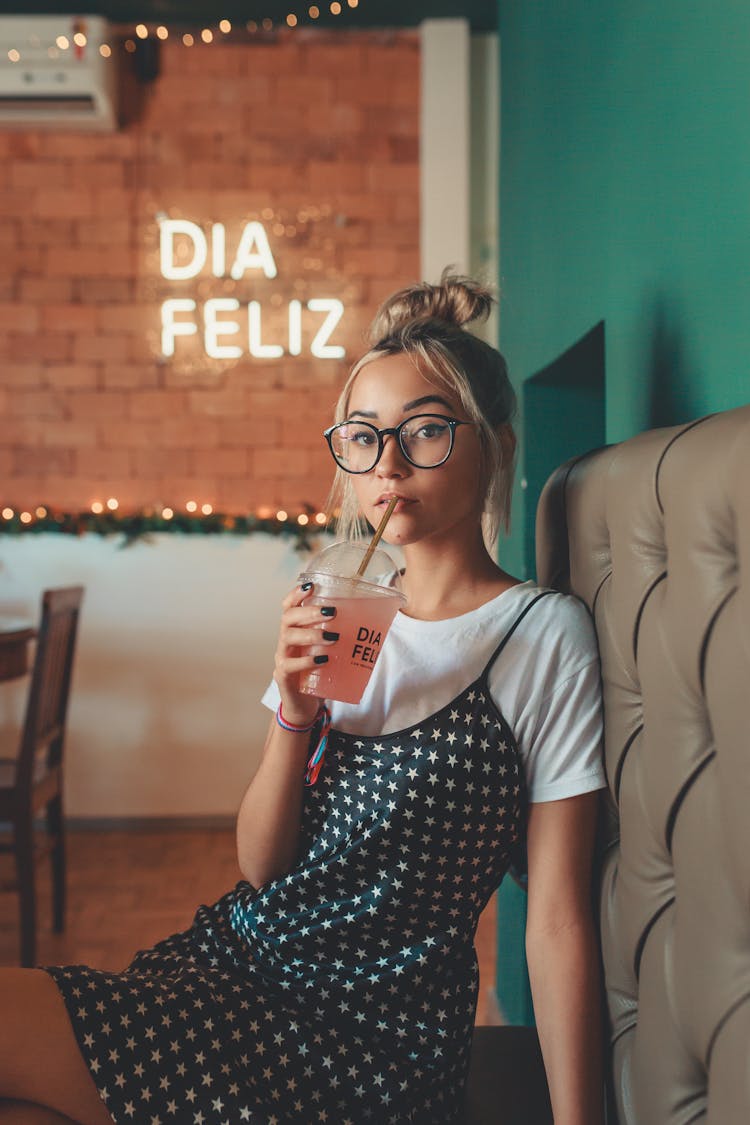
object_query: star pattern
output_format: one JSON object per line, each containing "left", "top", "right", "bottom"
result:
{"left": 46, "top": 672, "right": 525, "bottom": 1124}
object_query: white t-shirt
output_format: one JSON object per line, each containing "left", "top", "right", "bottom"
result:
{"left": 262, "top": 580, "right": 606, "bottom": 804}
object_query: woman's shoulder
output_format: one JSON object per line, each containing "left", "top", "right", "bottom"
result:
{"left": 510, "top": 583, "right": 599, "bottom": 665}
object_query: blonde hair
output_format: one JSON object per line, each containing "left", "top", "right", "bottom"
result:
{"left": 328, "top": 269, "right": 517, "bottom": 546}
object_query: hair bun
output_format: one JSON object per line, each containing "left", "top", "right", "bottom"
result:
{"left": 368, "top": 267, "right": 495, "bottom": 342}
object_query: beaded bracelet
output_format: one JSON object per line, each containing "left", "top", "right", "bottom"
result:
{"left": 276, "top": 702, "right": 323, "bottom": 733}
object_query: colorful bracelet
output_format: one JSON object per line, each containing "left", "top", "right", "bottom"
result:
{"left": 276, "top": 702, "right": 323, "bottom": 734}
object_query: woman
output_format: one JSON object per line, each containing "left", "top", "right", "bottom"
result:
{"left": 0, "top": 273, "right": 605, "bottom": 1124}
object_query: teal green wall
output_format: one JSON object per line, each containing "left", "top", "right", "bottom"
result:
{"left": 497, "top": 0, "right": 750, "bottom": 579}
{"left": 495, "top": 0, "right": 750, "bottom": 1022}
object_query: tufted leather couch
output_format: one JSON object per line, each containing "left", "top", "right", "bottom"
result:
{"left": 464, "top": 403, "right": 749, "bottom": 1123}
{"left": 532, "top": 402, "right": 750, "bottom": 1124}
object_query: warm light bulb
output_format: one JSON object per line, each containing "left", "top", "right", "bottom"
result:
{"left": 91, "top": 501, "right": 104, "bottom": 514}
{"left": 124, "top": 39, "right": 136, "bottom": 52}
{"left": 201, "top": 28, "right": 213, "bottom": 43}
{"left": 219, "top": 19, "right": 232, "bottom": 33}
{"left": 20, "top": 511, "right": 32, "bottom": 524}
{"left": 186, "top": 500, "right": 197, "bottom": 512}
{"left": 56, "top": 35, "right": 69, "bottom": 49}
{"left": 297, "top": 513, "right": 309, "bottom": 525}
{"left": 2, "top": 508, "right": 14, "bottom": 520}
{"left": 73, "top": 32, "right": 87, "bottom": 47}
{"left": 276, "top": 509, "right": 288, "bottom": 522}
{"left": 135, "top": 23, "right": 148, "bottom": 39}
{"left": 309, "top": 5, "right": 320, "bottom": 16}
{"left": 182, "top": 33, "right": 194, "bottom": 46}
{"left": 286, "top": 14, "right": 298, "bottom": 26}
{"left": 35, "top": 506, "right": 47, "bottom": 518}
{"left": 7, "top": 49, "right": 20, "bottom": 62}
{"left": 162, "top": 507, "right": 174, "bottom": 519}
{"left": 315, "top": 512, "right": 327, "bottom": 525}
{"left": 201, "top": 503, "right": 213, "bottom": 515}
{"left": 156, "top": 25, "right": 168, "bottom": 40}
{"left": 330, "top": 1, "right": 342, "bottom": 13}
{"left": 107, "top": 497, "right": 119, "bottom": 511}
{"left": 99, "top": 44, "right": 112, "bottom": 57}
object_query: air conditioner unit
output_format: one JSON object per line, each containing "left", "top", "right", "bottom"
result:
{"left": 0, "top": 15, "right": 117, "bottom": 130}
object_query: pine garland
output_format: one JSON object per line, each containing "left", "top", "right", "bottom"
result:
{"left": 0, "top": 506, "right": 331, "bottom": 550}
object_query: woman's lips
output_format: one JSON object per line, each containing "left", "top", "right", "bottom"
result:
{"left": 375, "top": 496, "right": 415, "bottom": 513}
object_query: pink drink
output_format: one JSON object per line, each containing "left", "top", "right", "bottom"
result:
{"left": 297, "top": 548, "right": 405, "bottom": 704}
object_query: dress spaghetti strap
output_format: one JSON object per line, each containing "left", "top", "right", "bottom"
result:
{"left": 480, "top": 589, "right": 556, "bottom": 683}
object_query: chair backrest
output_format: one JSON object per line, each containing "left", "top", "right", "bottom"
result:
{"left": 535, "top": 405, "right": 750, "bottom": 1124}
{"left": 16, "top": 586, "right": 84, "bottom": 793}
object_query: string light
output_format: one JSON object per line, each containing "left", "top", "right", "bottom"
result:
{"left": 91, "top": 501, "right": 104, "bottom": 514}
{"left": 106, "top": 497, "right": 119, "bottom": 511}
{"left": 186, "top": 500, "right": 198, "bottom": 512}
{"left": 2, "top": 508, "right": 14, "bottom": 521}
{"left": 201, "top": 503, "right": 213, "bottom": 515}
{"left": 276, "top": 510, "right": 288, "bottom": 522}
{"left": 20, "top": 512, "right": 32, "bottom": 525}
{"left": 2, "top": 5, "right": 371, "bottom": 67}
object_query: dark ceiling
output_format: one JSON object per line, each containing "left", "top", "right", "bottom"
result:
{"left": 0, "top": 3, "right": 497, "bottom": 32}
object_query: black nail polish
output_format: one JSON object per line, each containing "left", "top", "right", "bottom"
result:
{"left": 322, "top": 631, "right": 339, "bottom": 642}
{"left": 320, "top": 606, "right": 336, "bottom": 617}
{"left": 300, "top": 581, "right": 313, "bottom": 591}
{"left": 313, "top": 654, "right": 329, "bottom": 664}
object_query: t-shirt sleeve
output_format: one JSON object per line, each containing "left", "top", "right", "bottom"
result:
{"left": 261, "top": 679, "right": 281, "bottom": 712}
{"left": 524, "top": 655, "right": 606, "bottom": 802}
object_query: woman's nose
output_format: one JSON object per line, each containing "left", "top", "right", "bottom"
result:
{"left": 375, "top": 433, "right": 408, "bottom": 477}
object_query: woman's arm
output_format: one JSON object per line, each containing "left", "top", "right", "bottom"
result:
{"left": 236, "top": 583, "right": 336, "bottom": 889}
{"left": 524, "top": 791, "right": 604, "bottom": 1125}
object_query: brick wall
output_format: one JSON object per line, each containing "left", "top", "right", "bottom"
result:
{"left": 0, "top": 28, "right": 419, "bottom": 517}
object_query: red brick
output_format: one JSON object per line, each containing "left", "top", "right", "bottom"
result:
{"left": 42, "top": 305, "right": 99, "bottom": 334}
{"left": 13, "top": 447, "right": 74, "bottom": 476}
{"left": 101, "top": 420, "right": 164, "bottom": 449}
{"left": 253, "top": 448, "right": 311, "bottom": 479}
{"left": 6, "top": 335, "right": 73, "bottom": 363}
{"left": 68, "top": 392, "right": 129, "bottom": 421}
{"left": 131, "top": 448, "right": 189, "bottom": 478}
{"left": 43, "top": 421, "right": 99, "bottom": 448}
{"left": 11, "top": 162, "right": 70, "bottom": 191}
{"left": 0, "top": 303, "right": 40, "bottom": 332}
{"left": 101, "top": 364, "right": 161, "bottom": 390}
{"left": 35, "top": 190, "right": 95, "bottom": 220}
{"left": 74, "top": 447, "right": 132, "bottom": 479}
{"left": 18, "top": 278, "right": 75, "bottom": 303}
{"left": 191, "top": 448, "right": 249, "bottom": 478}
{"left": 159, "top": 417, "right": 220, "bottom": 449}
{"left": 129, "top": 391, "right": 189, "bottom": 421}
{"left": 43, "top": 365, "right": 99, "bottom": 391}
{"left": 73, "top": 334, "right": 131, "bottom": 363}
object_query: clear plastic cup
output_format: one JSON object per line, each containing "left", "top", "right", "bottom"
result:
{"left": 297, "top": 541, "right": 406, "bottom": 704}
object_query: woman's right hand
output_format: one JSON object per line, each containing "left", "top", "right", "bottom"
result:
{"left": 273, "top": 582, "right": 337, "bottom": 726}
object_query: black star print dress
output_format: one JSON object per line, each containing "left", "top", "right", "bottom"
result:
{"left": 45, "top": 593, "right": 552, "bottom": 1125}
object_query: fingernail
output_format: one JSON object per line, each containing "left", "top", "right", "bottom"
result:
{"left": 313, "top": 654, "right": 329, "bottom": 665}
{"left": 300, "top": 581, "right": 313, "bottom": 591}
{"left": 322, "top": 630, "right": 339, "bottom": 642}
{"left": 320, "top": 606, "right": 336, "bottom": 617}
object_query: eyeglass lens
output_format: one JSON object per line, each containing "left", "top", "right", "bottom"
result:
{"left": 329, "top": 415, "right": 454, "bottom": 472}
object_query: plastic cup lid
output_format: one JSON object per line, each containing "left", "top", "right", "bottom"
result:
{"left": 298, "top": 540, "right": 404, "bottom": 593}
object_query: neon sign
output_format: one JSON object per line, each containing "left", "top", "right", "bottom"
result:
{"left": 159, "top": 219, "right": 345, "bottom": 361}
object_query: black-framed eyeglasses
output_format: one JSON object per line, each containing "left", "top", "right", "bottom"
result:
{"left": 324, "top": 413, "right": 474, "bottom": 474}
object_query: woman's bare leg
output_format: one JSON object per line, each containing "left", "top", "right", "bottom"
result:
{"left": 0, "top": 970, "right": 113, "bottom": 1125}
{"left": 0, "top": 1101, "right": 76, "bottom": 1123}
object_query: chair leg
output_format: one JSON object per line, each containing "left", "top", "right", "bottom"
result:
{"left": 14, "top": 815, "right": 37, "bottom": 968}
{"left": 47, "top": 795, "right": 66, "bottom": 933}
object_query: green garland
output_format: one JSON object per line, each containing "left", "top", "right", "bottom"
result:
{"left": 0, "top": 506, "right": 333, "bottom": 550}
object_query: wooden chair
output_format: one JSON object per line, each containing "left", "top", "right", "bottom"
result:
{"left": 0, "top": 586, "right": 84, "bottom": 967}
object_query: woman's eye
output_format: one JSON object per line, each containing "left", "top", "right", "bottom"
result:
{"left": 350, "top": 428, "right": 377, "bottom": 445}
{"left": 413, "top": 422, "right": 447, "bottom": 440}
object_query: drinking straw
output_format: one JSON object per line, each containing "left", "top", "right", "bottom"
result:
{"left": 355, "top": 496, "right": 399, "bottom": 577}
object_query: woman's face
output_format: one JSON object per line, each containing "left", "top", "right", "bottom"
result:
{"left": 343, "top": 353, "right": 485, "bottom": 548}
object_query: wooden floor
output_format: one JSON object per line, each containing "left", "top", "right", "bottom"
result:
{"left": 0, "top": 828, "right": 499, "bottom": 1024}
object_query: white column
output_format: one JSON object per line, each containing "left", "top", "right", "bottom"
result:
{"left": 420, "top": 22, "right": 500, "bottom": 347}
{"left": 420, "top": 19, "right": 471, "bottom": 284}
